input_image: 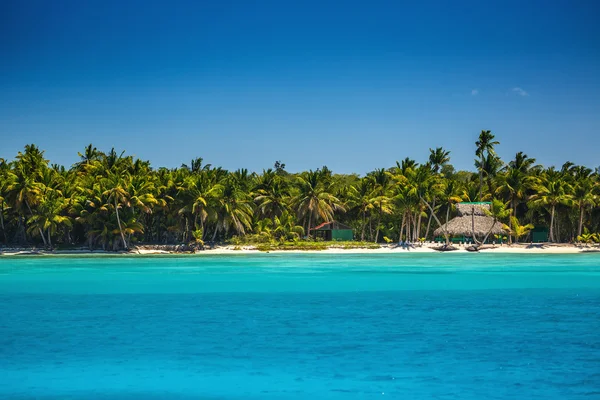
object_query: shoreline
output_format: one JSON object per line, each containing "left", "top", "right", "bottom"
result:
{"left": 1, "top": 243, "right": 599, "bottom": 256}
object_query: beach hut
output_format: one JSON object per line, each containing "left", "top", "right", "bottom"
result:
{"left": 531, "top": 227, "right": 549, "bottom": 243}
{"left": 433, "top": 202, "right": 507, "bottom": 243}
{"left": 310, "top": 221, "right": 354, "bottom": 241}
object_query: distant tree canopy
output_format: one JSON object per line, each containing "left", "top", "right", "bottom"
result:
{"left": 0, "top": 131, "right": 598, "bottom": 250}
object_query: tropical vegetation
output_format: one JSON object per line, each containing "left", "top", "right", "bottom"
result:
{"left": 1, "top": 132, "right": 599, "bottom": 250}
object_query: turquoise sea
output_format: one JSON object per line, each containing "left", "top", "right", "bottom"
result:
{"left": 1, "top": 253, "right": 599, "bottom": 399}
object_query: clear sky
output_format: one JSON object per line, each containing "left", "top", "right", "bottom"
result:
{"left": 1, "top": 0, "right": 599, "bottom": 173}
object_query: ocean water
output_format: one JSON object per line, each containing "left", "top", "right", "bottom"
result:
{"left": 0, "top": 253, "right": 599, "bottom": 399}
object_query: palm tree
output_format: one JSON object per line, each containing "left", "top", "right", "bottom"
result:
{"left": 273, "top": 210, "right": 304, "bottom": 241}
{"left": 411, "top": 165, "right": 437, "bottom": 241}
{"left": 0, "top": 159, "right": 14, "bottom": 244}
{"left": 460, "top": 179, "right": 487, "bottom": 203}
{"left": 15, "top": 144, "right": 48, "bottom": 176}
{"left": 428, "top": 147, "right": 451, "bottom": 173}
{"left": 475, "top": 130, "right": 499, "bottom": 201}
{"left": 424, "top": 148, "right": 450, "bottom": 238}
{"left": 214, "top": 179, "right": 254, "bottom": 239}
{"left": 509, "top": 151, "right": 538, "bottom": 173}
{"left": 572, "top": 169, "right": 598, "bottom": 237}
{"left": 294, "top": 170, "right": 345, "bottom": 238}
{"left": 102, "top": 172, "right": 131, "bottom": 250}
{"left": 230, "top": 168, "right": 254, "bottom": 193}
{"left": 530, "top": 169, "right": 574, "bottom": 242}
{"left": 7, "top": 165, "right": 45, "bottom": 244}
{"left": 347, "top": 177, "right": 375, "bottom": 241}
{"left": 394, "top": 164, "right": 434, "bottom": 242}
{"left": 368, "top": 169, "right": 392, "bottom": 242}
{"left": 475, "top": 153, "right": 503, "bottom": 198}
{"left": 181, "top": 157, "right": 210, "bottom": 173}
{"left": 396, "top": 158, "right": 418, "bottom": 175}
{"left": 254, "top": 171, "right": 290, "bottom": 223}
{"left": 439, "top": 180, "right": 462, "bottom": 244}
{"left": 27, "top": 194, "right": 72, "bottom": 248}
{"left": 184, "top": 175, "right": 220, "bottom": 240}
{"left": 480, "top": 199, "right": 511, "bottom": 245}
{"left": 392, "top": 183, "right": 414, "bottom": 243}
{"left": 75, "top": 144, "right": 103, "bottom": 171}
{"left": 506, "top": 216, "right": 534, "bottom": 243}
{"left": 495, "top": 154, "right": 537, "bottom": 243}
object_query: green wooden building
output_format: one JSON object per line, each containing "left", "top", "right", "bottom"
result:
{"left": 531, "top": 227, "right": 549, "bottom": 243}
{"left": 311, "top": 221, "right": 354, "bottom": 241}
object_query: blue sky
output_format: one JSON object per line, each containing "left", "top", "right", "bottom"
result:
{"left": 1, "top": 0, "right": 599, "bottom": 173}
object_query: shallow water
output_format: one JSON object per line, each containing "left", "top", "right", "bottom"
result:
{"left": 1, "top": 254, "right": 599, "bottom": 399}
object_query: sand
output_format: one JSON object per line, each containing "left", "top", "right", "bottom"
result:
{"left": 1, "top": 243, "right": 598, "bottom": 256}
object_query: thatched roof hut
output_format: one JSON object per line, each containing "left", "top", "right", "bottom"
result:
{"left": 434, "top": 202, "right": 507, "bottom": 238}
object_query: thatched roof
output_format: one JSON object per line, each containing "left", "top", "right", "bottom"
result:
{"left": 434, "top": 203, "right": 507, "bottom": 237}
{"left": 434, "top": 216, "right": 507, "bottom": 237}
{"left": 456, "top": 202, "right": 490, "bottom": 216}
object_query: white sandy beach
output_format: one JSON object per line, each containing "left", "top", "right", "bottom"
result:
{"left": 2, "top": 243, "right": 599, "bottom": 256}
{"left": 138, "top": 243, "right": 596, "bottom": 255}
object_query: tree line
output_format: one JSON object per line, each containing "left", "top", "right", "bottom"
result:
{"left": 0, "top": 131, "right": 599, "bottom": 250}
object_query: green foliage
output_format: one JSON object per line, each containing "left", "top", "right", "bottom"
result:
{"left": 576, "top": 228, "right": 599, "bottom": 244}
{"left": 192, "top": 229, "right": 204, "bottom": 247}
{"left": 504, "top": 217, "right": 534, "bottom": 243}
{"left": 0, "top": 137, "right": 598, "bottom": 251}
{"left": 254, "top": 240, "right": 380, "bottom": 252}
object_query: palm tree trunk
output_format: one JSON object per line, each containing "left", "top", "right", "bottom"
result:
{"left": 556, "top": 211, "right": 561, "bottom": 243}
{"left": 398, "top": 212, "right": 405, "bottom": 244}
{"left": 508, "top": 198, "right": 514, "bottom": 244}
{"left": 413, "top": 211, "right": 418, "bottom": 241}
{"left": 424, "top": 197, "right": 436, "bottom": 240}
{"left": 184, "top": 216, "right": 189, "bottom": 242}
{"left": 0, "top": 201, "right": 6, "bottom": 244}
{"left": 445, "top": 203, "right": 451, "bottom": 245}
{"left": 482, "top": 215, "right": 499, "bottom": 245}
{"left": 25, "top": 200, "right": 47, "bottom": 247}
{"left": 307, "top": 212, "right": 312, "bottom": 239}
{"left": 549, "top": 205, "right": 556, "bottom": 242}
{"left": 487, "top": 177, "right": 494, "bottom": 199}
{"left": 114, "top": 197, "right": 128, "bottom": 250}
{"left": 374, "top": 205, "right": 382, "bottom": 243}
{"left": 420, "top": 196, "right": 448, "bottom": 245}
{"left": 578, "top": 205, "right": 584, "bottom": 237}
{"left": 301, "top": 215, "right": 306, "bottom": 239}
{"left": 361, "top": 209, "right": 366, "bottom": 241}
{"left": 47, "top": 229, "right": 52, "bottom": 249}
{"left": 471, "top": 205, "right": 480, "bottom": 245}
{"left": 408, "top": 212, "right": 413, "bottom": 241}
{"left": 479, "top": 155, "right": 484, "bottom": 201}
{"left": 17, "top": 216, "right": 26, "bottom": 243}
{"left": 416, "top": 210, "right": 422, "bottom": 242}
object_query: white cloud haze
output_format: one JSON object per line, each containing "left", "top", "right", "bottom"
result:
{"left": 512, "top": 87, "right": 529, "bottom": 96}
